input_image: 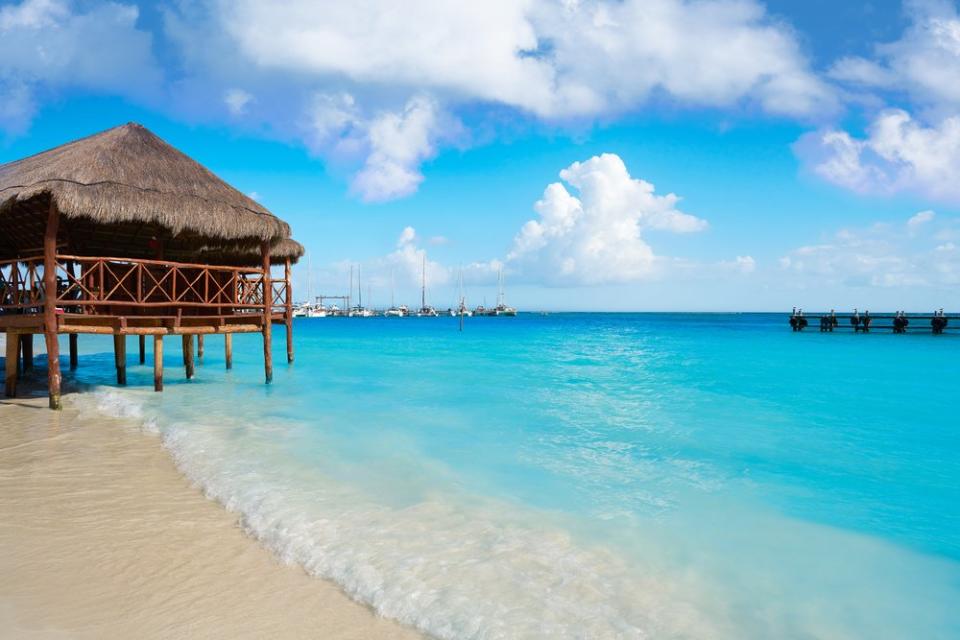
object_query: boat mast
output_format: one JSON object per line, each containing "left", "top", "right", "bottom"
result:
{"left": 307, "top": 251, "right": 312, "bottom": 304}
{"left": 358, "top": 264, "right": 362, "bottom": 308}
{"left": 349, "top": 264, "right": 353, "bottom": 310}
{"left": 497, "top": 267, "right": 504, "bottom": 307}
{"left": 421, "top": 254, "right": 426, "bottom": 310}
{"left": 458, "top": 267, "right": 464, "bottom": 331}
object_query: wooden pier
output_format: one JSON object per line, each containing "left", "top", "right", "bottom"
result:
{"left": 789, "top": 311, "right": 956, "bottom": 334}
{"left": 1, "top": 123, "right": 303, "bottom": 409}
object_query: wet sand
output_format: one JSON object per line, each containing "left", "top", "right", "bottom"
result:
{"left": 0, "top": 392, "right": 423, "bottom": 639}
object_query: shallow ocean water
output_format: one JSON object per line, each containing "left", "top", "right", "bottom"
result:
{"left": 69, "top": 314, "right": 960, "bottom": 639}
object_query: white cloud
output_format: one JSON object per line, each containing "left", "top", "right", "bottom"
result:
{"left": 155, "top": 0, "right": 834, "bottom": 201}
{"left": 731, "top": 255, "right": 756, "bottom": 274}
{"left": 215, "top": 0, "right": 831, "bottom": 120}
{"left": 382, "top": 226, "right": 451, "bottom": 288}
{"left": 0, "top": 0, "right": 161, "bottom": 134}
{"left": 301, "top": 94, "right": 453, "bottom": 202}
{"left": 506, "top": 153, "right": 707, "bottom": 285}
{"left": 352, "top": 96, "right": 442, "bottom": 202}
{"left": 907, "top": 209, "right": 935, "bottom": 229}
{"left": 225, "top": 88, "right": 253, "bottom": 115}
{"left": 828, "top": 0, "right": 960, "bottom": 116}
{"left": 780, "top": 211, "right": 960, "bottom": 287}
{"left": 795, "top": 109, "right": 960, "bottom": 203}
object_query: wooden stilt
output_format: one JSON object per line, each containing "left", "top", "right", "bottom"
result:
{"left": 43, "top": 200, "right": 62, "bottom": 410}
{"left": 153, "top": 335, "right": 163, "bottom": 392}
{"left": 224, "top": 333, "right": 233, "bottom": 370}
{"left": 262, "top": 242, "right": 273, "bottom": 383}
{"left": 5, "top": 332, "right": 18, "bottom": 397}
{"left": 183, "top": 334, "right": 195, "bottom": 379}
{"left": 20, "top": 334, "right": 33, "bottom": 373}
{"left": 69, "top": 333, "right": 78, "bottom": 370}
{"left": 197, "top": 334, "right": 204, "bottom": 361}
{"left": 113, "top": 334, "right": 127, "bottom": 385}
{"left": 139, "top": 335, "right": 146, "bottom": 364}
{"left": 285, "top": 257, "right": 294, "bottom": 364}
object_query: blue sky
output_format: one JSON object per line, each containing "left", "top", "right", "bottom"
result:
{"left": 1, "top": 0, "right": 959, "bottom": 310}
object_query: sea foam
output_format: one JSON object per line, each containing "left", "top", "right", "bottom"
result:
{"left": 78, "top": 388, "right": 717, "bottom": 640}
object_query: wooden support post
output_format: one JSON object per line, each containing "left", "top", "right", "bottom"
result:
{"left": 5, "top": 332, "right": 18, "bottom": 397}
{"left": 197, "top": 334, "right": 204, "bottom": 361}
{"left": 43, "top": 200, "right": 62, "bottom": 409}
{"left": 113, "top": 334, "right": 127, "bottom": 385}
{"left": 139, "top": 334, "right": 146, "bottom": 364}
{"left": 153, "top": 335, "right": 163, "bottom": 392}
{"left": 183, "top": 334, "right": 195, "bottom": 380}
{"left": 20, "top": 334, "right": 33, "bottom": 373}
{"left": 69, "top": 333, "right": 78, "bottom": 370}
{"left": 262, "top": 242, "right": 273, "bottom": 383}
{"left": 224, "top": 333, "right": 233, "bottom": 370}
{"left": 285, "top": 257, "right": 294, "bottom": 364}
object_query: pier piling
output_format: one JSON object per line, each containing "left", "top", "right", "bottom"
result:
{"left": 43, "top": 201, "right": 61, "bottom": 410}
{"left": 153, "top": 335, "right": 163, "bottom": 392}
{"left": 183, "top": 335, "right": 195, "bottom": 380}
{"left": 69, "top": 334, "right": 78, "bottom": 370}
{"left": 5, "top": 332, "right": 17, "bottom": 397}
{"left": 113, "top": 335, "right": 126, "bottom": 385}
{"left": 20, "top": 334, "right": 33, "bottom": 373}
{"left": 224, "top": 333, "right": 233, "bottom": 370}
{"left": 285, "top": 258, "right": 294, "bottom": 364}
{"left": 139, "top": 335, "right": 146, "bottom": 364}
{"left": 262, "top": 242, "right": 273, "bottom": 384}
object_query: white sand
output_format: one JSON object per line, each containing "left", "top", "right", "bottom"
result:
{"left": 0, "top": 393, "right": 424, "bottom": 639}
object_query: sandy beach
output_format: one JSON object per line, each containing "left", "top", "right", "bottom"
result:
{"left": 0, "top": 390, "right": 423, "bottom": 640}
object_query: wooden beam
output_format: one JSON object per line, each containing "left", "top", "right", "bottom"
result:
{"left": 224, "top": 333, "right": 233, "bottom": 370}
{"left": 113, "top": 334, "right": 126, "bottom": 385}
{"left": 69, "top": 333, "right": 78, "bottom": 370}
{"left": 43, "top": 200, "right": 62, "bottom": 409}
{"left": 5, "top": 332, "right": 18, "bottom": 397}
{"left": 138, "top": 335, "right": 146, "bottom": 364}
{"left": 153, "top": 335, "right": 163, "bottom": 392}
{"left": 284, "top": 258, "right": 294, "bottom": 364}
{"left": 262, "top": 242, "right": 273, "bottom": 384}
{"left": 197, "top": 334, "right": 204, "bottom": 361}
{"left": 183, "top": 334, "right": 194, "bottom": 380}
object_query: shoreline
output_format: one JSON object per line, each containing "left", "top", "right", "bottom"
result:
{"left": 0, "top": 391, "right": 423, "bottom": 639}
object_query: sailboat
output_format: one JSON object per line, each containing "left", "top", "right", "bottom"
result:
{"left": 349, "top": 264, "right": 374, "bottom": 317}
{"left": 457, "top": 267, "right": 472, "bottom": 317}
{"left": 417, "top": 254, "right": 438, "bottom": 316}
{"left": 385, "top": 271, "right": 405, "bottom": 317}
{"left": 492, "top": 267, "right": 517, "bottom": 316}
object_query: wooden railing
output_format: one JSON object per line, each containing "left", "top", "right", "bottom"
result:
{"left": 0, "top": 255, "right": 288, "bottom": 317}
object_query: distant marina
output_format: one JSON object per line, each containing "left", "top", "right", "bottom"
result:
{"left": 295, "top": 255, "right": 517, "bottom": 318}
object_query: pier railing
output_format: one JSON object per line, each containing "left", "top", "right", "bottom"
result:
{"left": 0, "top": 255, "right": 289, "bottom": 319}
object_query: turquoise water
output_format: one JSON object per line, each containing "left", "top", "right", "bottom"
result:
{"left": 66, "top": 314, "right": 959, "bottom": 639}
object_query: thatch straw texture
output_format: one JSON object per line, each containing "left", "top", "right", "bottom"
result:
{"left": 200, "top": 237, "right": 306, "bottom": 266}
{"left": 0, "top": 123, "right": 289, "bottom": 242}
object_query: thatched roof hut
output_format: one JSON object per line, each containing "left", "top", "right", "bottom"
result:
{"left": 0, "top": 123, "right": 300, "bottom": 264}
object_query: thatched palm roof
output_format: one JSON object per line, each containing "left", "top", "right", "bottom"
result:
{"left": 201, "top": 237, "right": 306, "bottom": 267}
{"left": 0, "top": 122, "right": 289, "bottom": 242}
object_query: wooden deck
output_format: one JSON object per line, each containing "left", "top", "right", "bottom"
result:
{"left": 2, "top": 251, "right": 294, "bottom": 404}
